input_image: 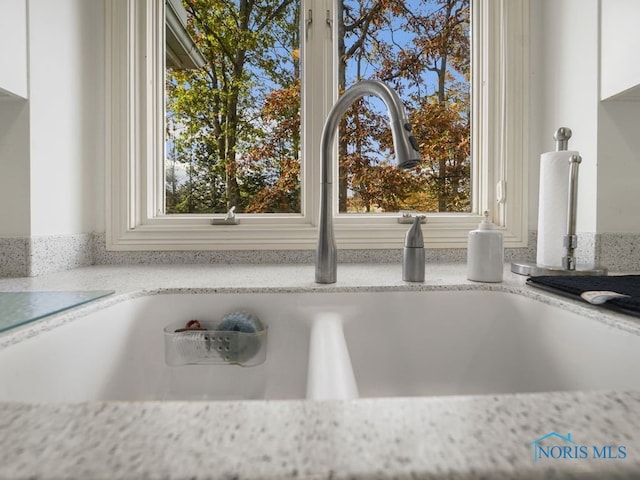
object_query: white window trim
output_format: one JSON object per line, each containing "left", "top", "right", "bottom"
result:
{"left": 105, "top": 0, "right": 529, "bottom": 251}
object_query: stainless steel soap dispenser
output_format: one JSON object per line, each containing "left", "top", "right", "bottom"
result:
{"left": 403, "top": 216, "right": 425, "bottom": 282}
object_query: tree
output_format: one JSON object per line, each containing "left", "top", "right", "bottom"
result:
{"left": 166, "top": 0, "right": 300, "bottom": 213}
{"left": 338, "top": 0, "right": 470, "bottom": 212}
{"left": 243, "top": 80, "right": 301, "bottom": 212}
{"left": 166, "top": 0, "right": 470, "bottom": 215}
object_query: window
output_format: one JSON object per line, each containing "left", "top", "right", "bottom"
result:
{"left": 106, "top": 0, "right": 529, "bottom": 251}
{"left": 165, "top": 0, "right": 302, "bottom": 215}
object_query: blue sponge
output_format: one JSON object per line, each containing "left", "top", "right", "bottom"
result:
{"left": 218, "top": 311, "right": 263, "bottom": 333}
{"left": 218, "top": 311, "right": 264, "bottom": 364}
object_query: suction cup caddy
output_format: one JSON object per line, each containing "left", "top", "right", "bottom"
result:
{"left": 164, "top": 314, "right": 267, "bottom": 367}
{"left": 512, "top": 128, "right": 607, "bottom": 277}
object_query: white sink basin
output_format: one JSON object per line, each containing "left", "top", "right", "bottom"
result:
{"left": 0, "top": 294, "right": 311, "bottom": 401}
{"left": 1, "top": 289, "right": 639, "bottom": 402}
{"left": 341, "top": 290, "right": 640, "bottom": 397}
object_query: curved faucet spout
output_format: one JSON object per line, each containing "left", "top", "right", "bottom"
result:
{"left": 315, "top": 80, "right": 422, "bottom": 284}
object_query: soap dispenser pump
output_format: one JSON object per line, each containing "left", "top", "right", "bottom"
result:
{"left": 467, "top": 211, "right": 503, "bottom": 283}
{"left": 403, "top": 216, "right": 425, "bottom": 282}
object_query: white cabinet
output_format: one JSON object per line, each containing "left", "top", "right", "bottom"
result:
{"left": 601, "top": 0, "right": 640, "bottom": 100}
{"left": 600, "top": 0, "right": 640, "bottom": 100}
{"left": 0, "top": 0, "right": 28, "bottom": 100}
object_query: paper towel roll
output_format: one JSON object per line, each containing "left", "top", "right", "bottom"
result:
{"left": 536, "top": 150, "right": 578, "bottom": 267}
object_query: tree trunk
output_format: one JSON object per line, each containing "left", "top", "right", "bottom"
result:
{"left": 337, "top": 0, "right": 349, "bottom": 213}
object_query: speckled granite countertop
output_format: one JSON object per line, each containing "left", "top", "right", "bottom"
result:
{"left": 1, "top": 263, "right": 640, "bottom": 480}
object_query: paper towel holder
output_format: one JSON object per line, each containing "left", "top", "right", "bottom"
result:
{"left": 511, "top": 128, "right": 607, "bottom": 276}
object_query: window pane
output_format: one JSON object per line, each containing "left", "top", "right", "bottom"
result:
{"left": 165, "top": 0, "right": 301, "bottom": 214}
{"left": 338, "top": 0, "right": 471, "bottom": 213}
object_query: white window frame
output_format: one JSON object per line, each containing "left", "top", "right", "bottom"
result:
{"left": 105, "top": 0, "right": 529, "bottom": 251}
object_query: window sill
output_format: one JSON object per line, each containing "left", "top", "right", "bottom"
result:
{"left": 106, "top": 215, "right": 527, "bottom": 251}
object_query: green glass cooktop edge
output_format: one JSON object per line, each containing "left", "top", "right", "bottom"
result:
{"left": 0, "top": 290, "right": 115, "bottom": 333}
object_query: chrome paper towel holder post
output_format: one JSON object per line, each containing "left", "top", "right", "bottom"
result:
{"left": 511, "top": 128, "right": 607, "bottom": 276}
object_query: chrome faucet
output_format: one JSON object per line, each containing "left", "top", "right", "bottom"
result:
{"left": 315, "top": 80, "right": 422, "bottom": 284}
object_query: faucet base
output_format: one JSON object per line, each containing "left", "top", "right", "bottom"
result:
{"left": 315, "top": 265, "right": 337, "bottom": 284}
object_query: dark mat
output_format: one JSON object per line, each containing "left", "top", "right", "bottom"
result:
{"left": 526, "top": 275, "right": 640, "bottom": 318}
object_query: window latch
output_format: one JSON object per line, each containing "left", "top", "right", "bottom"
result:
{"left": 496, "top": 180, "right": 507, "bottom": 204}
{"left": 212, "top": 206, "right": 240, "bottom": 225}
{"left": 397, "top": 211, "right": 427, "bottom": 224}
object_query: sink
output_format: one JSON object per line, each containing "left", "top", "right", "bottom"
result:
{"left": 1, "top": 289, "right": 639, "bottom": 402}
{"left": 341, "top": 290, "right": 640, "bottom": 397}
{"left": 0, "top": 293, "right": 311, "bottom": 401}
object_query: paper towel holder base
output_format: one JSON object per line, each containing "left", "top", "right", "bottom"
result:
{"left": 510, "top": 261, "right": 607, "bottom": 277}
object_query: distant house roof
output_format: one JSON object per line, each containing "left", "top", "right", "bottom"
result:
{"left": 165, "top": 0, "right": 205, "bottom": 70}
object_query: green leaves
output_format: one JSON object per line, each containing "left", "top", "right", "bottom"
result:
{"left": 167, "top": 0, "right": 299, "bottom": 213}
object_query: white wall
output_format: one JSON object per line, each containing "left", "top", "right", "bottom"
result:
{"left": 28, "top": 0, "right": 105, "bottom": 236}
{"left": 0, "top": 0, "right": 105, "bottom": 238}
{"left": 0, "top": 100, "right": 30, "bottom": 236}
{"left": 0, "top": 0, "right": 30, "bottom": 237}
{"left": 529, "top": 0, "right": 640, "bottom": 235}
{"left": 528, "top": 0, "right": 600, "bottom": 233}
{"left": 597, "top": 101, "right": 640, "bottom": 232}
{"left": 597, "top": 0, "right": 640, "bottom": 234}
{"left": 600, "top": 0, "right": 640, "bottom": 100}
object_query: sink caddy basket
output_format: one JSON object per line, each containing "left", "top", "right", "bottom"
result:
{"left": 164, "top": 319, "right": 267, "bottom": 367}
